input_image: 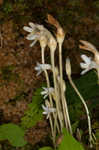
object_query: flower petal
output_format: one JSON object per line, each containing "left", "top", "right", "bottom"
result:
{"left": 80, "top": 68, "right": 89, "bottom": 75}
{"left": 30, "top": 40, "right": 37, "bottom": 47}
{"left": 26, "top": 34, "right": 38, "bottom": 40}
{"left": 42, "top": 105, "right": 48, "bottom": 111}
{"left": 23, "top": 26, "right": 33, "bottom": 32}
{"left": 80, "top": 40, "right": 97, "bottom": 52}
{"left": 43, "top": 94, "right": 48, "bottom": 99}
{"left": 80, "top": 62, "right": 88, "bottom": 69}
{"left": 42, "top": 111, "right": 48, "bottom": 115}
{"left": 46, "top": 114, "right": 49, "bottom": 119}
{"left": 29, "top": 22, "right": 35, "bottom": 28}
{"left": 36, "top": 70, "right": 42, "bottom": 76}
{"left": 81, "top": 55, "right": 91, "bottom": 64}
{"left": 49, "top": 108, "right": 56, "bottom": 113}
{"left": 41, "top": 91, "right": 47, "bottom": 95}
{"left": 35, "top": 66, "right": 40, "bottom": 71}
{"left": 49, "top": 88, "right": 54, "bottom": 93}
{"left": 36, "top": 24, "right": 44, "bottom": 31}
{"left": 42, "top": 64, "right": 51, "bottom": 70}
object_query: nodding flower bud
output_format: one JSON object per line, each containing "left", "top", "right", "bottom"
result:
{"left": 47, "top": 14, "right": 65, "bottom": 45}
{"left": 39, "top": 35, "right": 48, "bottom": 49}
{"left": 48, "top": 36, "right": 57, "bottom": 52}
{"left": 57, "top": 75, "right": 66, "bottom": 92}
{"left": 79, "top": 40, "right": 99, "bottom": 65}
{"left": 66, "top": 58, "right": 71, "bottom": 76}
{"left": 56, "top": 27, "right": 65, "bottom": 45}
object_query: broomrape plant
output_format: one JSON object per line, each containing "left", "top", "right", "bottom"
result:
{"left": 23, "top": 15, "right": 97, "bottom": 148}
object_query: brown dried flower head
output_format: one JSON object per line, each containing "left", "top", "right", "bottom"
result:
{"left": 79, "top": 40, "right": 99, "bottom": 65}
{"left": 47, "top": 14, "right": 65, "bottom": 44}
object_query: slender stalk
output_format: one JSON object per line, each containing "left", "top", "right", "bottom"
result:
{"left": 41, "top": 47, "right": 60, "bottom": 141}
{"left": 58, "top": 43, "right": 72, "bottom": 134}
{"left": 41, "top": 47, "right": 53, "bottom": 106}
{"left": 59, "top": 43, "right": 69, "bottom": 129}
{"left": 49, "top": 115, "right": 56, "bottom": 146}
{"left": 63, "top": 94, "right": 72, "bottom": 134}
{"left": 67, "top": 74, "right": 92, "bottom": 147}
{"left": 59, "top": 44, "right": 63, "bottom": 87}
{"left": 50, "top": 50, "right": 63, "bottom": 132}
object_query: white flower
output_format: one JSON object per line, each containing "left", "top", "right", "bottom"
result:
{"left": 23, "top": 22, "right": 45, "bottom": 47}
{"left": 35, "top": 62, "right": 51, "bottom": 76}
{"left": 41, "top": 87, "right": 54, "bottom": 99}
{"left": 42, "top": 104, "right": 56, "bottom": 119}
{"left": 80, "top": 55, "right": 97, "bottom": 75}
{"left": 23, "top": 22, "right": 57, "bottom": 49}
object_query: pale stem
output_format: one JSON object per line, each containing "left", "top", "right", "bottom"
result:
{"left": 49, "top": 115, "right": 56, "bottom": 146}
{"left": 41, "top": 47, "right": 53, "bottom": 106}
{"left": 50, "top": 50, "right": 63, "bottom": 132}
{"left": 63, "top": 93, "right": 73, "bottom": 135}
{"left": 59, "top": 43, "right": 72, "bottom": 133}
{"left": 67, "top": 75, "right": 93, "bottom": 147}
{"left": 59, "top": 43, "right": 68, "bottom": 128}
{"left": 41, "top": 47, "right": 60, "bottom": 139}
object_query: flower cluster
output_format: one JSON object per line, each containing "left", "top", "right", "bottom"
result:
{"left": 23, "top": 22, "right": 56, "bottom": 51}
{"left": 79, "top": 40, "right": 99, "bottom": 76}
{"left": 35, "top": 62, "right": 51, "bottom": 76}
{"left": 41, "top": 87, "right": 54, "bottom": 99}
{"left": 80, "top": 55, "right": 98, "bottom": 75}
{"left": 23, "top": 17, "right": 97, "bottom": 147}
{"left": 23, "top": 22, "right": 42, "bottom": 47}
{"left": 42, "top": 104, "right": 56, "bottom": 119}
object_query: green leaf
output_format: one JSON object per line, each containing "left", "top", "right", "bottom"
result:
{"left": 66, "top": 71, "right": 99, "bottom": 122}
{"left": 39, "top": 146, "right": 53, "bottom": 150}
{"left": 72, "top": 121, "right": 79, "bottom": 133}
{"left": 66, "top": 71, "right": 99, "bottom": 105}
{"left": 58, "top": 129, "right": 84, "bottom": 150}
{"left": 21, "top": 85, "right": 45, "bottom": 128}
{"left": 0, "top": 123, "right": 27, "bottom": 147}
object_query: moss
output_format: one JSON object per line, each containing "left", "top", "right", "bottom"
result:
{"left": 2, "top": 1, "right": 13, "bottom": 14}
{"left": 0, "top": 65, "right": 19, "bottom": 82}
{"left": 67, "top": 0, "right": 81, "bottom": 7}
{"left": 21, "top": 86, "right": 44, "bottom": 129}
{"left": 93, "top": 1, "right": 99, "bottom": 8}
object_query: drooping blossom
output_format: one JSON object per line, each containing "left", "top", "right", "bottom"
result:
{"left": 80, "top": 54, "right": 98, "bottom": 75}
{"left": 41, "top": 87, "right": 54, "bottom": 99}
{"left": 79, "top": 40, "right": 99, "bottom": 65}
{"left": 42, "top": 104, "right": 56, "bottom": 119}
{"left": 35, "top": 62, "right": 51, "bottom": 76}
{"left": 23, "top": 22, "right": 56, "bottom": 50}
